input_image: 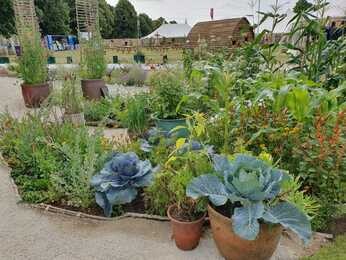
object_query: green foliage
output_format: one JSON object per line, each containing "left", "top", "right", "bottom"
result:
{"left": 0, "top": 0, "right": 16, "bottom": 38}
{"left": 109, "top": 66, "right": 147, "bottom": 87}
{"left": 53, "top": 74, "right": 84, "bottom": 114}
{"left": 145, "top": 149, "right": 211, "bottom": 218}
{"left": 18, "top": 31, "right": 48, "bottom": 85}
{"left": 301, "top": 235, "right": 346, "bottom": 260}
{"left": 0, "top": 111, "right": 109, "bottom": 208}
{"left": 118, "top": 94, "right": 150, "bottom": 135}
{"left": 139, "top": 13, "right": 153, "bottom": 37}
{"left": 35, "top": 0, "right": 70, "bottom": 35}
{"left": 80, "top": 33, "right": 107, "bottom": 80}
{"left": 293, "top": 0, "right": 313, "bottom": 14}
{"left": 99, "top": 0, "right": 115, "bottom": 39}
{"left": 84, "top": 97, "right": 122, "bottom": 122}
{"left": 148, "top": 69, "right": 187, "bottom": 119}
{"left": 113, "top": 0, "right": 138, "bottom": 38}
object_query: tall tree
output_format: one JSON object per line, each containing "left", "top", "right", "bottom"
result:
{"left": 113, "top": 0, "right": 137, "bottom": 38}
{"left": 99, "top": 0, "right": 115, "bottom": 39}
{"left": 0, "top": 0, "right": 16, "bottom": 38}
{"left": 138, "top": 13, "right": 153, "bottom": 37}
{"left": 153, "top": 17, "right": 167, "bottom": 30}
{"left": 35, "top": 0, "right": 71, "bottom": 35}
{"left": 293, "top": 0, "right": 313, "bottom": 14}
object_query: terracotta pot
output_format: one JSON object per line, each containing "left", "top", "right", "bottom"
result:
{"left": 167, "top": 205, "right": 206, "bottom": 251}
{"left": 208, "top": 205, "right": 282, "bottom": 260}
{"left": 21, "top": 83, "right": 50, "bottom": 108}
{"left": 81, "top": 79, "right": 105, "bottom": 100}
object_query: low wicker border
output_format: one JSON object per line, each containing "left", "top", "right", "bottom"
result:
{"left": 8, "top": 171, "right": 169, "bottom": 222}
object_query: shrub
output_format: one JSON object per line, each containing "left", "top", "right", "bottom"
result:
{"left": 84, "top": 97, "right": 122, "bottom": 122}
{"left": 148, "top": 69, "right": 187, "bottom": 119}
{"left": 0, "top": 111, "right": 109, "bottom": 208}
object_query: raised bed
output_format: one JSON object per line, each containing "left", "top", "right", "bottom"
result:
{"left": 7, "top": 168, "right": 168, "bottom": 222}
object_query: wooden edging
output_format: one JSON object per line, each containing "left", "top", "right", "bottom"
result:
{"left": 8, "top": 173, "right": 169, "bottom": 222}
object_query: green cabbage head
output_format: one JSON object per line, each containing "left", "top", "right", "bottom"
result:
{"left": 187, "top": 154, "right": 312, "bottom": 244}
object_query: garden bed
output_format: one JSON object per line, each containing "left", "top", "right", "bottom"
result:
{"left": 8, "top": 173, "right": 168, "bottom": 222}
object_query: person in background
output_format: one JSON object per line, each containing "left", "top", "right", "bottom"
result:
{"left": 336, "top": 21, "right": 346, "bottom": 39}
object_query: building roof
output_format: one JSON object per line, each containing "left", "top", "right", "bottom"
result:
{"left": 142, "top": 24, "right": 192, "bottom": 39}
{"left": 187, "top": 17, "right": 254, "bottom": 48}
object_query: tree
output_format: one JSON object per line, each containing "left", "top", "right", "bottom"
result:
{"left": 99, "top": 0, "right": 115, "bottom": 39}
{"left": 0, "top": 0, "right": 16, "bottom": 38}
{"left": 35, "top": 0, "right": 71, "bottom": 35}
{"left": 293, "top": 0, "right": 313, "bottom": 14}
{"left": 113, "top": 0, "right": 137, "bottom": 38}
{"left": 138, "top": 13, "right": 153, "bottom": 37}
{"left": 153, "top": 17, "right": 167, "bottom": 30}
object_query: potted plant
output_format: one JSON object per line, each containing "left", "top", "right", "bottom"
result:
{"left": 18, "top": 31, "right": 49, "bottom": 108}
{"left": 61, "top": 74, "right": 85, "bottom": 126}
{"left": 149, "top": 69, "right": 189, "bottom": 137}
{"left": 164, "top": 139, "right": 212, "bottom": 251}
{"left": 187, "top": 154, "right": 312, "bottom": 260}
{"left": 80, "top": 32, "right": 107, "bottom": 100}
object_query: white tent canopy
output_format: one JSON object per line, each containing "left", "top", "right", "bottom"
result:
{"left": 142, "top": 24, "right": 192, "bottom": 39}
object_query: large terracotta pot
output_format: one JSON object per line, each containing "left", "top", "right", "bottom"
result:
{"left": 21, "top": 83, "right": 50, "bottom": 108}
{"left": 167, "top": 205, "right": 206, "bottom": 251}
{"left": 208, "top": 205, "right": 282, "bottom": 260}
{"left": 81, "top": 79, "right": 105, "bottom": 100}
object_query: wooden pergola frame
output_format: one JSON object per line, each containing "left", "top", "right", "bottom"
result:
{"left": 12, "top": 0, "right": 39, "bottom": 38}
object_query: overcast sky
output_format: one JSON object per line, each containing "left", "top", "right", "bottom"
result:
{"left": 106, "top": 0, "right": 346, "bottom": 32}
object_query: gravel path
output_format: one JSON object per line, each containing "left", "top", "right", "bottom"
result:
{"left": 0, "top": 77, "right": 324, "bottom": 260}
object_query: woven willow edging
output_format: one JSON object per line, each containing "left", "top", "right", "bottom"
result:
{"left": 8, "top": 172, "right": 169, "bottom": 222}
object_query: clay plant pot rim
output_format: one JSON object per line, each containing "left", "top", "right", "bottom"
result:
{"left": 154, "top": 117, "right": 186, "bottom": 122}
{"left": 208, "top": 204, "right": 281, "bottom": 229}
{"left": 167, "top": 204, "right": 207, "bottom": 225}
{"left": 81, "top": 79, "right": 104, "bottom": 82}
{"left": 21, "top": 82, "right": 48, "bottom": 88}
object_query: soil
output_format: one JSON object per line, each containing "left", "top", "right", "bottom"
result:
{"left": 327, "top": 216, "right": 346, "bottom": 236}
{"left": 169, "top": 204, "right": 205, "bottom": 222}
{"left": 212, "top": 202, "right": 241, "bottom": 218}
{"left": 50, "top": 191, "right": 148, "bottom": 218}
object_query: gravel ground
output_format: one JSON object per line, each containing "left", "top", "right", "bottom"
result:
{"left": 0, "top": 77, "right": 329, "bottom": 260}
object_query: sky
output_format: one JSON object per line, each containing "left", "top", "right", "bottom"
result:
{"left": 106, "top": 0, "right": 346, "bottom": 32}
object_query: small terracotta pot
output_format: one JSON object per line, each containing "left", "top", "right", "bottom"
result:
{"left": 167, "top": 205, "right": 206, "bottom": 251}
{"left": 208, "top": 205, "right": 282, "bottom": 260}
{"left": 21, "top": 83, "right": 50, "bottom": 108}
{"left": 81, "top": 79, "right": 105, "bottom": 100}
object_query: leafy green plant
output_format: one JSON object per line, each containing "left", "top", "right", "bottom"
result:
{"left": 148, "top": 69, "right": 187, "bottom": 119}
{"left": 60, "top": 74, "right": 84, "bottom": 114}
{"left": 84, "top": 97, "right": 122, "bottom": 122}
{"left": 118, "top": 94, "right": 150, "bottom": 135}
{"left": 80, "top": 32, "right": 107, "bottom": 80}
{"left": 0, "top": 111, "right": 109, "bottom": 208}
{"left": 18, "top": 31, "right": 47, "bottom": 84}
{"left": 187, "top": 154, "right": 312, "bottom": 243}
{"left": 91, "top": 152, "right": 155, "bottom": 217}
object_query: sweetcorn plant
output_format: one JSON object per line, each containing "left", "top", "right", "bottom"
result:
{"left": 187, "top": 154, "right": 312, "bottom": 244}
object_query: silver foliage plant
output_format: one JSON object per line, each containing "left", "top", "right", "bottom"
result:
{"left": 91, "top": 152, "right": 155, "bottom": 217}
{"left": 187, "top": 154, "right": 312, "bottom": 244}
